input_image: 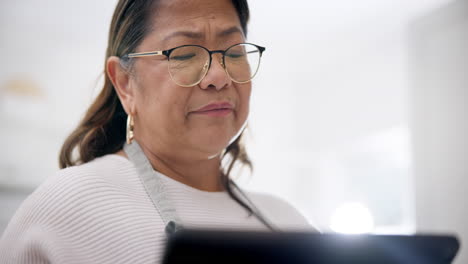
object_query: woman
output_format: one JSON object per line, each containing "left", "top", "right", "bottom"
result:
{"left": 0, "top": 0, "right": 316, "bottom": 263}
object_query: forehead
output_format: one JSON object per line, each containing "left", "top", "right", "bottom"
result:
{"left": 147, "top": 0, "right": 243, "bottom": 46}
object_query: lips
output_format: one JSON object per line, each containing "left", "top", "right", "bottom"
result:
{"left": 190, "top": 102, "right": 234, "bottom": 116}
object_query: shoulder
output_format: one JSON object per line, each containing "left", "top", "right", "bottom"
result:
{"left": 0, "top": 155, "right": 162, "bottom": 263}
{"left": 22, "top": 154, "right": 143, "bottom": 206}
{"left": 59, "top": 154, "right": 137, "bottom": 186}
{"left": 246, "top": 191, "right": 319, "bottom": 232}
{"left": 3, "top": 154, "right": 156, "bottom": 232}
{"left": 13, "top": 154, "right": 152, "bottom": 223}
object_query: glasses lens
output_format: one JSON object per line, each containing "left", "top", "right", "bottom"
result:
{"left": 168, "top": 46, "right": 209, "bottom": 87}
{"left": 225, "top": 43, "right": 262, "bottom": 83}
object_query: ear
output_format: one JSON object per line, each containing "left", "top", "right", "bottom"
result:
{"left": 106, "top": 56, "right": 136, "bottom": 115}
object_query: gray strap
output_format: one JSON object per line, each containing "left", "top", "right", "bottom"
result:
{"left": 124, "top": 140, "right": 274, "bottom": 233}
{"left": 230, "top": 181, "right": 278, "bottom": 231}
{"left": 124, "top": 141, "right": 182, "bottom": 231}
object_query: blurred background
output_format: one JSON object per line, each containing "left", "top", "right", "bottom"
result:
{"left": 0, "top": 0, "right": 467, "bottom": 263}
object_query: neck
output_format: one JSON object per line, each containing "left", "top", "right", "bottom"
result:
{"left": 134, "top": 141, "right": 224, "bottom": 192}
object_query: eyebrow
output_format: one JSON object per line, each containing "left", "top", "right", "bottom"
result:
{"left": 217, "top": 26, "right": 243, "bottom": 37}
{"left": 162, "top": 26, "right": 243, "bottom": 43}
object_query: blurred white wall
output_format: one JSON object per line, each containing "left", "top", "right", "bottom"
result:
{"left": 245, "top": 0, "right": 456, "bottom": 234}
{"left": 410, "top": 1, "right": 468, "bottom": 263}
{"left": 0, "top": 0, "right": 117, "bottom": 187}
{"left": 0, "top": 1, "right": 466, "bottom": 261}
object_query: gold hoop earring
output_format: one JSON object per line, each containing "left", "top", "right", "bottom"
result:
{"left": 126, "top": 114, "right": 134, "bottom": 144}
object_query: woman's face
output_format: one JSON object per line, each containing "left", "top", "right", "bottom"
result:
{"left": 129, "top": 0, "right": 250, "bottom": 160}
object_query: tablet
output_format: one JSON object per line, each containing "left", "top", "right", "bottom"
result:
{"left": 162, "top": 229, "right": 459, "bottom": 264}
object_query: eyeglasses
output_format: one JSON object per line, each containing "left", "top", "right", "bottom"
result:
{"left": 123, "top": 43, "right": 266, "bottom": 87}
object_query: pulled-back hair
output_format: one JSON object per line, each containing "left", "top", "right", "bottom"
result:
{"left": 59, "top": 0, "right": 254, "bottom": 213}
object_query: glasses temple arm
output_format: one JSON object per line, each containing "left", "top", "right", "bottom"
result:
{"left": 126, "top": 51, "right": 164, "bottom": 58}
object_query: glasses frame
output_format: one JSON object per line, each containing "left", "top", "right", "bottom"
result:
{"left": 123, "top": 42, "right": 266, "bottom": 87}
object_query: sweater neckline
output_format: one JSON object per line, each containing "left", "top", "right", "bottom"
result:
{"left": 108, "top": 154, "right": 228, "bottom": 197}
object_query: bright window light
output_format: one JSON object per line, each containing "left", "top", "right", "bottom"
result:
{"left": 330, "top": 202, "right": 375, "bottom": 234}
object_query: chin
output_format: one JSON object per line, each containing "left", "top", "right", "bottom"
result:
{"left": 191, "top": 133, "right": 234, "bottom": 157}
{"left": 187, "top": 121, "right": 246, "bottom": 156}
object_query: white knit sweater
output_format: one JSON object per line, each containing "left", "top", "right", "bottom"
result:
{"left": 0, "top": 154, "right": 314, "bottom": 264}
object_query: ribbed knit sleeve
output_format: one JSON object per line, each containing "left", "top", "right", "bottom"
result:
{"left": 0, "top": 156, "right": 165, "bottom": 264}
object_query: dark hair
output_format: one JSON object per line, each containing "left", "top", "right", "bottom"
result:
{"left": 59, "top": 0, "right": 255, "bottom": 214}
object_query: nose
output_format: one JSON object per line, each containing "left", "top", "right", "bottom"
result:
{"left": 198, "top": 54, "right": 231, "bottom": 91}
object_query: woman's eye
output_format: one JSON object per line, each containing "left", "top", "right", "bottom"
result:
{"left": 226, "top": 52, "right": 245, "bottom": 59}
{"left": 171, "top": 53, "right": 196, "bottom": 61}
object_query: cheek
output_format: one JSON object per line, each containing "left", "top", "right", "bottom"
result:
{"left": 237, "top": 84, "right": 252, "bottom": 120}
{"left": 134, "top": 67, "right": 190, "bottom": 131}
{"left": 136, "top": 64, "right": 168, "bottom": 103}
{"left": 141, "top": 88, "right": 188, "bottom": 124}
